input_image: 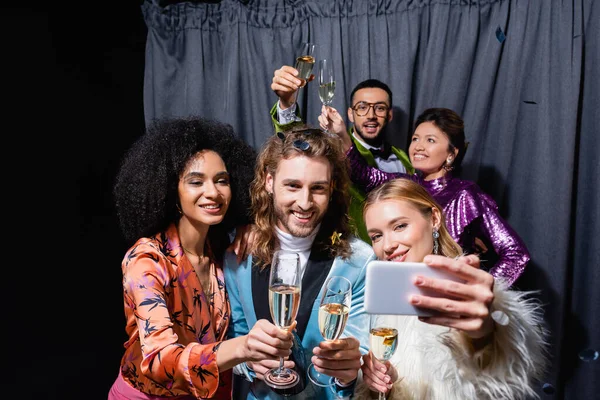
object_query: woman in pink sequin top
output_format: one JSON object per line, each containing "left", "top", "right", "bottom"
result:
{"left": 319, "top": 106, "right": 529, "bottom": 286}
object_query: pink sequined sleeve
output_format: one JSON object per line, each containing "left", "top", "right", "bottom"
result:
{"left": 474, "top": 192, "right": 531, "bottom": 286}
{"left": 346, "top": 143, "right": 530, "bottom": 285}
{"left": 443, "top": 184, "right": 531, "bottom": 286}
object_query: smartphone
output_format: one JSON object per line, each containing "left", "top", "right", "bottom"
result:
{"left": 364, "top": 260, "right": 464, "bottom": 316}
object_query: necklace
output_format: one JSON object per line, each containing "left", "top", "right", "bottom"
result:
{"left": 182, "top": 245, "right": 204, "bottom": 258}
{"left": 182, "top": 244, "right": 213, "bottom": 300}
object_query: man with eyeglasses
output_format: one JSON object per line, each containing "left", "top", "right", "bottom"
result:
{"left": 270, "top": 65, "right": 413, "bottom": 242}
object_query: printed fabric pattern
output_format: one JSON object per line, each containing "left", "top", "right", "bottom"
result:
{"left": 118, "top": 224, "right": 232, "bottom": 399}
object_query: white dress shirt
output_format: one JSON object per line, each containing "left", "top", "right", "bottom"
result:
{"left": 351, "top": 130, "right": 407, "bottom": 174}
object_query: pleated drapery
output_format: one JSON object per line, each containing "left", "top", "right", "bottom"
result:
{"left": 141, "top": 1, "right": 600, "bottom": 398}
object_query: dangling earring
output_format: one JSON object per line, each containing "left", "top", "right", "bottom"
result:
{"left": 176, "top": 203, "right": 183, "bottom": 215}
{"left": 432, "top": 230, "right": 440, "bottom": 255}
{"left": 443, "top": 157, "right": 454, "bottom": 172}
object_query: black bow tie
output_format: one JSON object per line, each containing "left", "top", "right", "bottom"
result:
{"left": 370, "top": 146, "right": 391, "bottom": 160}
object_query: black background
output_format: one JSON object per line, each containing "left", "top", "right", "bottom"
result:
{"left": 7, "top": 3, "right": 147, "bottom": 399}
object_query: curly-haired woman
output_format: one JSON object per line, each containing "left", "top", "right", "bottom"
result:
{"left": 108, "top": 117, "right": 294, "bottom": 400}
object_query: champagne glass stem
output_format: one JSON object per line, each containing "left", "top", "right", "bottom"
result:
{"left": 378, "top": 391, "right": 386, "bottom": 400}
{"left": 278, "top": 356, "right": 284, "bottom": 373}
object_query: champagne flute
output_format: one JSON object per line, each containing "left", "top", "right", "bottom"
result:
{"left": 264, "top": 250, "right": 302, "bottom": 390}
{"left": 318, "top": 59, "right": 335, "bottom": 107}
{"left": 369, "top": 314, "right": 399, "bottom": 400}
{"left": 307, "top": 275, "right": 352, "bottom": 389}
{"left": 295, "top": 43, "right": 316, "bottom": 88}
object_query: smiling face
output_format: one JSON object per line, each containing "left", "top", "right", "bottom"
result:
{"left": 364, "top": 199, "right": 441, "bottom": 262}
{"left": 409, "top": 121, "right": 458, "bottom": 180}
{"left": 347, "top": 87, "right": 392, "bottom": 147}
{"left": 266, "top": 155, "right": 332, "bottom": 237}
{"left": 177, "top": 150, "right": 231, "bottom": 227}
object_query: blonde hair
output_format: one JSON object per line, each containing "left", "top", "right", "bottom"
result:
{"left": 363, "top": 178, "right": 462, "bottom": 258}
{"left": 251, "top": 125, "right": 353, "bottom": 267}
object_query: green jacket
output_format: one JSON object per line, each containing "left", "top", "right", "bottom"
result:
{"left": 270, "top": 102, "right": 414, "bottom": 243}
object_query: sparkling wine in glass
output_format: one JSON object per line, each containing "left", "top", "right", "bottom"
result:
{"left": 307, "top": 275, "right": 352, "bottom": 389}
{"left": 295, "top": 43, "right": 316, "bottom": 88}
{"left": 264, "top": 250, "right": 302, "bottom": 390}
{"left": 369, "top": 314, "right": 398, "bottom": 400}
{"left": 318, "top": 59, "right": 335, "bottom": 107}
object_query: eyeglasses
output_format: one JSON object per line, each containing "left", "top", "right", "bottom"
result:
{"left": 351, "top": 102, "right": 390, "bottom": 117}
{"left": 277, "top": 127, "right": 323, "bottom": 151}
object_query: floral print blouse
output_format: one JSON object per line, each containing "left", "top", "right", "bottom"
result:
{"left": 118, "top": 223, "right": 232, "bottom": 399}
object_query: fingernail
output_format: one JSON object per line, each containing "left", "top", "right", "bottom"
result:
{"left": 415, "top": 277, "right": 423, "bottom": 285}
{"left": 410, "top": 295, "right": 420, "bottom": 304}
{"left": 423, "top": 255, "right": 432, "bottom": 263}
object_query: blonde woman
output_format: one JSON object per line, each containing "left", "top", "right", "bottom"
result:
{"left": 355, "top": 178, "right": 548, "bottom": 400}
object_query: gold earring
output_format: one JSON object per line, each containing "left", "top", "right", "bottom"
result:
{"left": 443, "top": 159, "right": 454, "bottom": 172}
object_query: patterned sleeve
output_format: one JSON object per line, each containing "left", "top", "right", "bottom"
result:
{"left": 122, "top": 243, "right": 221, "bottom": 399}
{"left": 345, "top": 145, "right": 412, "bottom": 192}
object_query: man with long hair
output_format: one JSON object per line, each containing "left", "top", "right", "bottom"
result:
{"left": 224, "top": 125, "right": 376, "bottom": 399}
{"left": 270, "top": 66, "right": 414, "bottom": 243}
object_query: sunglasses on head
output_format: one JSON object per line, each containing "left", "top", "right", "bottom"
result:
{"left": 277, "top": 127, "right": 323, "bottom": 151}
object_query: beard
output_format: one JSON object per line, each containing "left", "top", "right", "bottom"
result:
{"left": 272, "top": 194, "right": 325, "bottom": 238}
{"left": 354, "top": 118, "right": 389, "bottom": 147}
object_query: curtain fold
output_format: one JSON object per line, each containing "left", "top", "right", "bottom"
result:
{"left": 565, "top": 0, "right": 600, "bottom": 397}
{"left": 141, "top": 1, "right": 599, "bottom": 397}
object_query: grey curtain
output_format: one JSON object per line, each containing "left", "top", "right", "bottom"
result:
{"left": 141, "top": 0, "right": 599, "bottom": 398}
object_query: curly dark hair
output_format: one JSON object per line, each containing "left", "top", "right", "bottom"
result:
{"left": 113, "top": 116, "right": 257, "bottom": 259}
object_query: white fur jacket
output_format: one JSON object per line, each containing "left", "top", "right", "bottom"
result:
{"left": 354, "top": 280, "right": 549, "bottom": 400}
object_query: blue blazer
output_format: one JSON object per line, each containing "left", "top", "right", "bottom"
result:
{"left": 223, "top": 237, "right": 376, "bottom": 399}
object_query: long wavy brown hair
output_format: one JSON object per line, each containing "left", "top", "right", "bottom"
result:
{"left": 363, "top": 178, "right": 463, "bottom": 258}
{"left": 251, "top": 125, "right": 352, "bottom": 267}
